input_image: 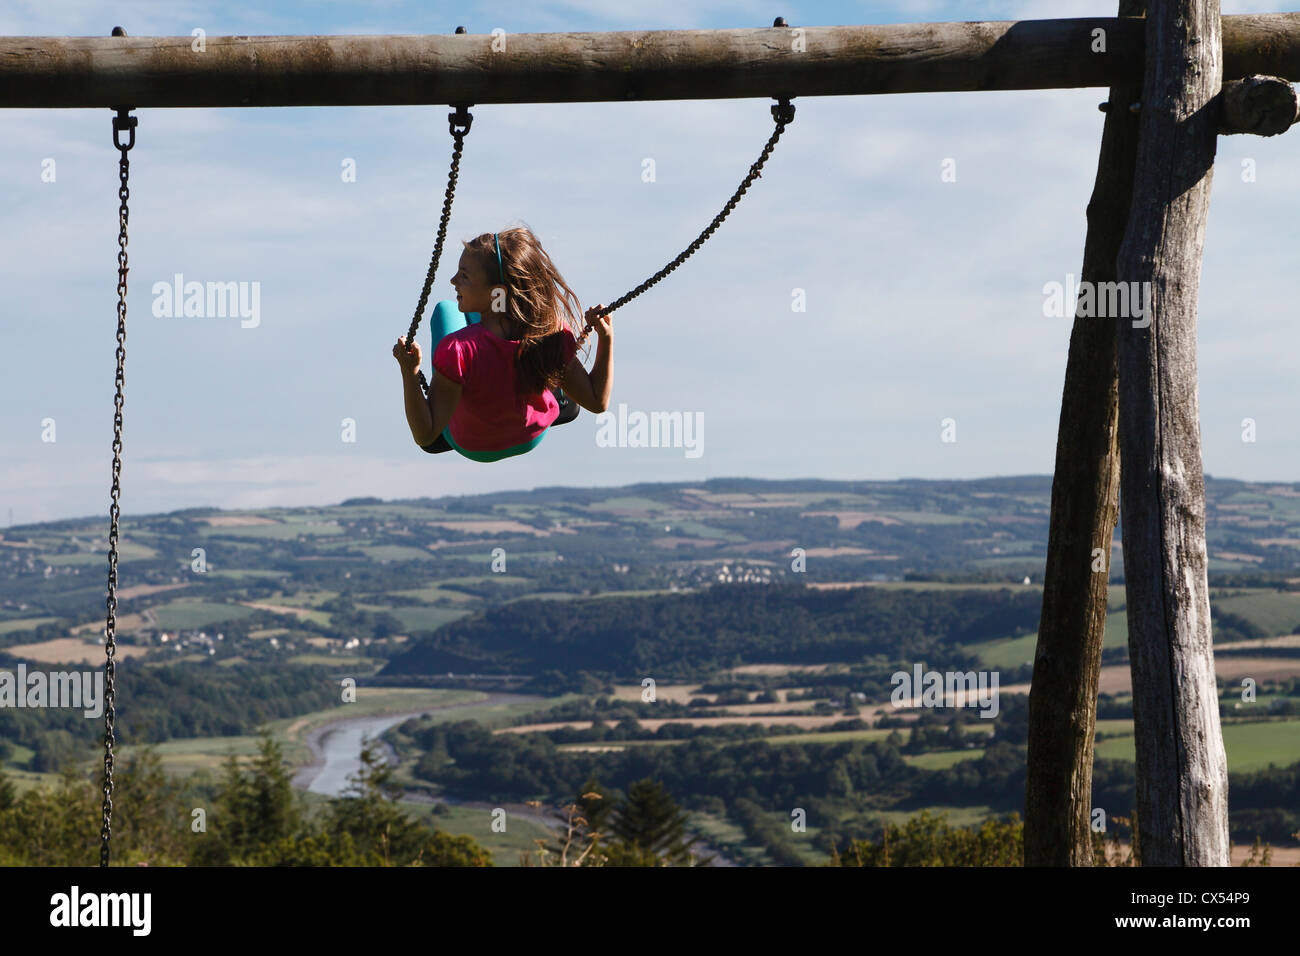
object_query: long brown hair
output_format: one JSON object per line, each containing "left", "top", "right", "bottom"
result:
{"left": 464, "top": 226, "right": 587, "bottom": 396}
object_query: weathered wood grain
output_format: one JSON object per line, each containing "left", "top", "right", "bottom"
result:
{"left": 1218, "top": 74, "right": 1299, "bottom": 135}
{"left": 1115, "top": 0, "right": 1231, "bottom": 867}
{"left": 0, "top": 15, "right": 1299, "bottom": 107}
{"left": 1026, "top": 0, "right": 1141, "bottom": 871}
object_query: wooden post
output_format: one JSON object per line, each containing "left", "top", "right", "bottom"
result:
{"left": 1025, "top": 0, "right": 1144, "bottom": 869}
{"left": 1, "top": 15, "right": 1299, "bottom": 107}
{"left": 1115, "top": 0, "right": 1230, "bottom": 866}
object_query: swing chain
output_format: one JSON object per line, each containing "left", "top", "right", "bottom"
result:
{"left": 574, "top": 95, "right": 796, "bottom": 349}
{"left": 406, "top": 104, "right": 473, "bottom": 398}
{"left": 102, "top": 106, "right": 135, "bottom": 868}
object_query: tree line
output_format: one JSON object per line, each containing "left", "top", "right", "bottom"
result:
{"left": 383, "top": 582, "right": 1043, "bottom": 685}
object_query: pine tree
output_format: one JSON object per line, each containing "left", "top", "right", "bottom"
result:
{"left": 194, "top": 731, "right": 302, "bottom": 864}
{"left": 211, "top": 749, "right": 252, "bottom": 862}
{"left": 115, "top": 745, "right": 188, "bottom": 864}
{"left": 20, "top": 765, "right": 99, "bottom": 866}
{"left": 326, "top": 735, "right": 427, "bottom": 864}
{"left": 245, "top": 730, "right": 298, "bottom": 849}
{"left": 607, "top": 778, "right": 701, "bottom": 866}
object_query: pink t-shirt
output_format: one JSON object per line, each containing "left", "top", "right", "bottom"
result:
{"left": 433, "top": 323, "right": 578, "bottom": 451}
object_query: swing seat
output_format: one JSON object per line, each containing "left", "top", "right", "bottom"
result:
{"left": 422, "top": 387, "right": 577, "bottom": 460}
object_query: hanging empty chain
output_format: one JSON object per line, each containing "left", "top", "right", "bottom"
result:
{"left": 101, "top": 103, "right": 136, "bottom": 868}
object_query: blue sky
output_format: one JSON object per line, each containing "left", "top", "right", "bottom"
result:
{"left": 3, "top": 1, "right": 1299, "bottom": 525}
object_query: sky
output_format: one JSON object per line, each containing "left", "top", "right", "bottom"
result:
{"left": 3, "top": 1, "right": 1299, "bottom": 526}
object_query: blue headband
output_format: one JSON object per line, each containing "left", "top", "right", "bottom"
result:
{"left": 494, "top": 233, "right": 505, "bottom": 285}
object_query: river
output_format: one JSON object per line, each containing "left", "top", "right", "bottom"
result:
{"left": 291, "top": 692, "right": 534, "bottom": 795}
{"left": 290, "top": 692, "right": 738, "bottom": 865}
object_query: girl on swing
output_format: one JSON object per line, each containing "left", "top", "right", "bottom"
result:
{"left": 394, "top": 226, "right": 613, "bottom": 462}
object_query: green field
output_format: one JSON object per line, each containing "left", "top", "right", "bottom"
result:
{"left": 1094, "top": 718, "right": 1300, "bottom": 772}
{"left": 0, "top": 744, "right": 53, "bottom": 795}
{"left": 973, "top": 556, "right": 1049, "bottom": 568}
{"left": 456, "top": 550, "right": 559, "bottom": 564}
{"left": 761, "top": 724, "right": 996, "bottom": 747}
{"left": 589, "top": 588, "right": 685, "bottom": 599}
{"left": 858, "top": 581, "right": 1044, "bottom": 594}
{"left": 690, "top": 811, "right": 774, "bottom": 866}
{"left": 285, "top": 654, "right": 378, "bottom": 670}
{"left": 262, "top": 589, "right": 339, "bottom": 608}
{"left": 879, "top": 511, "right": 981, "bottom": 525}
{"left": 399, "top": 693, "right": 587, "bottom": 732}
{"left": 1213, "top": 589, "right": 1300, "bottom": 636}
{"left": 548, "top": 722, "right": 1003, "bottom": 754}
{"left": 435, "top": 575, "right": 533, "bottom": 589}
{"left": 152, "top": 599, "right": 259, "bottom": 630}
{"left": 321, "top": 504, "right": 435, "bottom": 519}
{"left": 0, "top": 616, "right": 58, "bottom": 635}
{"left": 503, "top": 587, "right": 683, "bottom": 606}
{"left": 252, "top": 606, "right": 332, "bottom": 627}
{"left": 789, "top": 493, "right": 884, "bottom": 507}
{"left": 199, "top": 523, "right": 344, "bottom": 540}
{"left": 1094, "top": 718, "right": 1134, "bottom": 737}
{"left": 38, "top": 540, "right": 157, "bottom": 565}
{"left": 505, "top": 591, "right": 576, "bottom": 602}
{"left": 767, "top": 809, "right": 829, "bottom": 866}
{"left": 387, "top": 585, "right": 477, "bottom": 604}
{"left": 382, "top": 606, "right": 471, "bottom": 632}
{"left": 37, "top": 553, "right": 100, "bottom": 566}
{"left": 118, "top": 732, "right": 272, "bottom": 775}
{"left": 971, "top": 610, "right": 1129, "bottom": 668}
{"left": 360, "top": 545, "right": 434, "bottom": 562}
{"left": 871, "top": 805, "right": 997, "bottom": 828}
{"left": 671, "top": 520, "right": 743, "bottom": 540}
{"left": 3, "top": 768, "right": 60, "bottom": 795}
{"left": 903, "top": 748, "right": 987, "bottom": 769}
{"left": 1209, "top": 557, "right": 1265, "bottom": 572}
{"left": 397, "top": 802, "right": 554, "bottom": 866}
{"left": 970, "top": 633, "right": 1038, "bottom": 668}
{"left": 555, "top": 738, "right": 701, "bottom": 752}
{"left": 967, "top": 587, "right": 1300, "bottom": 668}
{"left": 582, "top": 496, "right": 667, "bottom": 513}
{"left": 206, "top": 569, "right": 291, "bottom": 581}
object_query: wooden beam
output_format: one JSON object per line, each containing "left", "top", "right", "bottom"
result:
{"left": 1, "top": 14, "right": 1299, "bottom": 108}
{"left": 1219, "top": 75, "right": 1299, "bottom": 134}
{"left": 1115, "top": 0, "right": 1231, "bottom": 866}
{"left": 1026, "top": 0, "right": 1139, "bottom": 871}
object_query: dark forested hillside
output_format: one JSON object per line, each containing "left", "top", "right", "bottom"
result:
{"left": 382, "top": 581, "right": 1042, "bottom": 681}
